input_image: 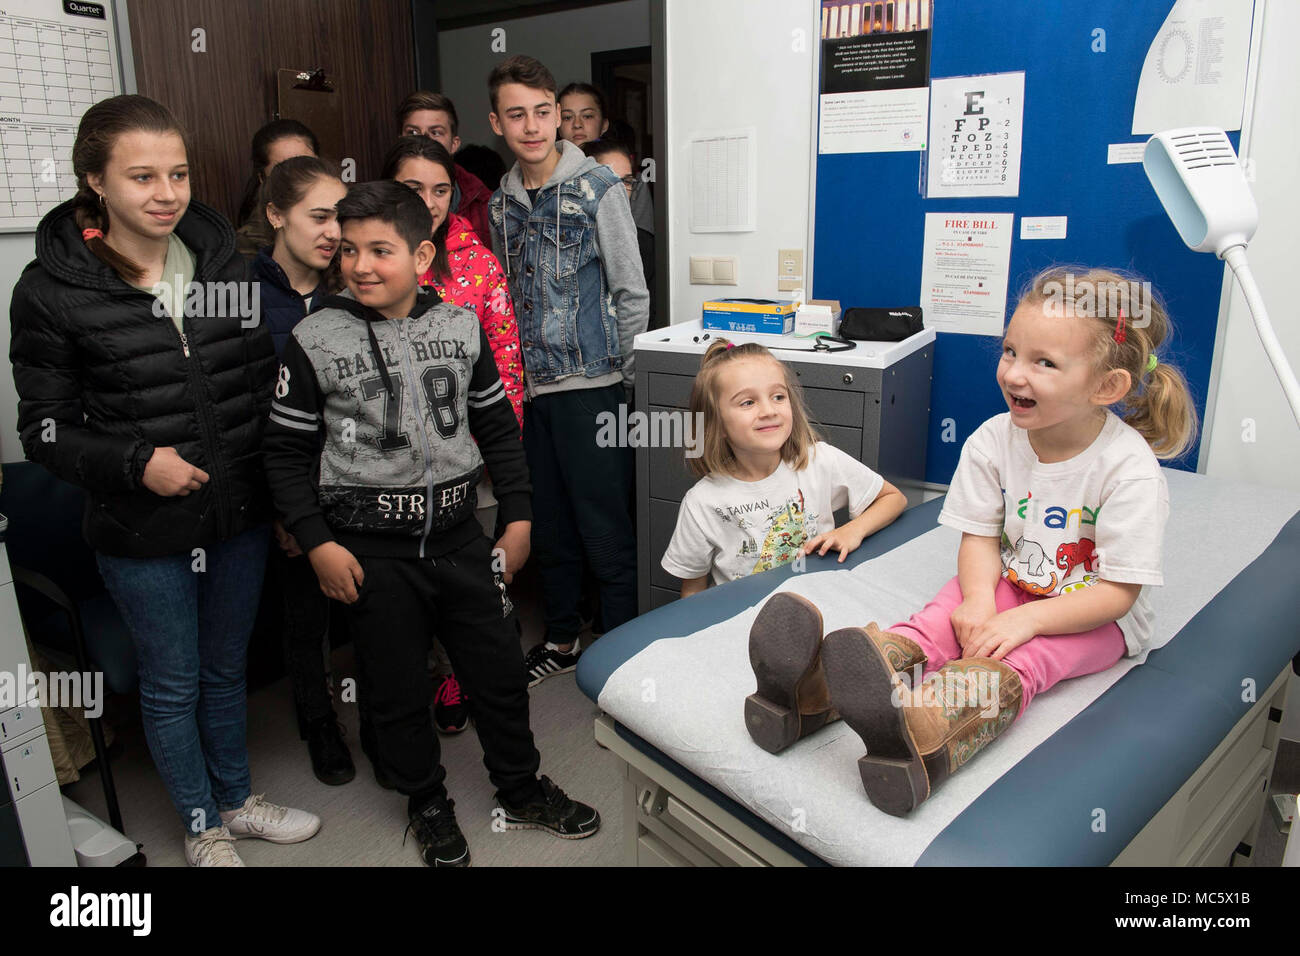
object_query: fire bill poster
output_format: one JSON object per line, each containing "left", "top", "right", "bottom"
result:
{"left": 818, "top": 1, "right": 933, "bottom": 154}
{"left": 919, "top": 212, "right": 1014, "bottom": 336}
{"left": 927, "top": 72, "right": 1025, "bottom": 198}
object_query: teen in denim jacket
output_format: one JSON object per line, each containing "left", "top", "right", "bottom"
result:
{"left": 487, "top": 55, "right": 649, "bottom": 684}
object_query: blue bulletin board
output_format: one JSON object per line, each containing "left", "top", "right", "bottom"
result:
{"left": 812, "top": 0, "right": 1259, "bottom": 484}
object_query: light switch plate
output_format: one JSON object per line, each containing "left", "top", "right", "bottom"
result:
{"left": 713, "top": 256, "right": 738, "bottom": 285}
{"left": 777, "top": 248, "right": 804, "bottom": 292}
{"left": 689, "top": 256, "right": 713, "bottom": 284}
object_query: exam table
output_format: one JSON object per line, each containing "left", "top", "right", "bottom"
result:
{"left": 576, "top": 470, "right": 1300, "bottom": 866}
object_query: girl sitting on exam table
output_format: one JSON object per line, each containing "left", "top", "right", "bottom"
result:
{"left": 745, "top": 267, "right": 1198, "bottom": 816}
{"left": 661, "top": 338, "right": 907, "bottom": 604}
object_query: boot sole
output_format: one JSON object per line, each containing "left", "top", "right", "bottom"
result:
{"left": 745, "top": 592, "right": 824, "bottom": 754}
{"left": 822, "top": 627, "right": 928, "bottom": 816}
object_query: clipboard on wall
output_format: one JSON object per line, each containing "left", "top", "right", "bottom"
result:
{"left": 276, "top": 69, "right": 344, "bottom": 163}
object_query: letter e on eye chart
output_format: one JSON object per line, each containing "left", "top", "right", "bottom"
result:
{"left": 926, "top": 72, "right": 1024, "bottom": 199}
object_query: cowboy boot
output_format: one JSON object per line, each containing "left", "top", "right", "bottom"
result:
{"left": 862, "top": 622, "right": 928, "bottom": 681}
{"left": 745, "top": 598, "right": 929, "bottom": 754}
{"left": 821, "top": 627, "right": 1021, "bottom": 816}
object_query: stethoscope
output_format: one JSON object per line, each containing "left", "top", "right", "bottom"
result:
{"left": 690, "top": 332, "right": 857, "bottom": 353}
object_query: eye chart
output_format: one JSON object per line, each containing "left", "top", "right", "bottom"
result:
{"left": 926, "top": 71, "right": 1023, "bottom": 198}
{"left": 0, "top": 0, "right": 122, "bottom": 232}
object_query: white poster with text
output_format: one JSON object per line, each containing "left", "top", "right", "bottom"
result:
{"left": 919, "top": 212, "right": 1014, "bottom": 336}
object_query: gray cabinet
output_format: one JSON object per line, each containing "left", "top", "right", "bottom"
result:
{"left": 0, "top": 542, "right": 76, "bottom": 866}
{"left": 633, "top": 325, "right": 933, "bottom": 613}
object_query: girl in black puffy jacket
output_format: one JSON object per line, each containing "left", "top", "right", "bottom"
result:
{"left": 8, "top": 94, "right": 320, "bottom": 867}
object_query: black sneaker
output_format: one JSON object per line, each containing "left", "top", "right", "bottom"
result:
{"left": 404, "top": 795, "right": 470, "bottom": 867}
{"left": 433, "top": 674, "right": 470, "bottom": 734}
{"left": 358, "top": 717, "right": 396, "bottom": 791}
{"left": 305, "top": 715, "right": 356, "bottom": 786}
{"left": 496, "top": 776, "right": 600, "bottom": 839}
{"left": 524, "top": 640, "right": 582, "bottom": 688}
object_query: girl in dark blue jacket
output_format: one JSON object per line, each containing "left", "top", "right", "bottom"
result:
{"left": 9, "top": 95, "right": 320, "bottom": 866}
{"left": 249, "top": 156, "right": 356, "bottom": 786}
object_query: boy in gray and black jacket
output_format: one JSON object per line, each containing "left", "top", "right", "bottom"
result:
{"left": 262, "top": 181, "right": 599, "bottom": 867}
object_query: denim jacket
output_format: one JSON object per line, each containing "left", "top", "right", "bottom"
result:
{"left": 489, "top": 140, "right": 649, "bottom": 396}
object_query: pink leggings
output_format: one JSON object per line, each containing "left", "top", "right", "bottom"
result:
{"left": 887, "top": 576, "right": 1126, "bottom": 714}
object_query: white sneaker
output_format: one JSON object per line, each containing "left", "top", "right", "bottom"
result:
{"left": 185, "top": 826, "right": 245, "bottom": 867}
{"left": 219, "top": 794, "right": 321, "bottom": 844}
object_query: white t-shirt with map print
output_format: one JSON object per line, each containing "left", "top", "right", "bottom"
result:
{"left": 662, "top": 442, "right": 884, "bottom": 586}
{"left": 938, "top": 410, "right": 1169, "bottom": 657}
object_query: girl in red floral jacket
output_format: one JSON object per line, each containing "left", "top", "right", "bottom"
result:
{"left": 383, "top": 136, "right": 524, "bottom": 427}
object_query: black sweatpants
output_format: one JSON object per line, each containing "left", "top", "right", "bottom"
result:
{"left": 524, "top": 385, "right": 637, "bottom": 644}
{"left": 270, "top": 546, "right": 333, "bottom": 725}
{"left": 345, "top": 534, "right": 541, "bottom": 806}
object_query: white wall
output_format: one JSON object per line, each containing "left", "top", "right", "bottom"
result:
{"left": 436, "top": 0, "right": 651, "bottom": 158}
{"left": 664, "top": 0, "right": 816, "bottom": 325}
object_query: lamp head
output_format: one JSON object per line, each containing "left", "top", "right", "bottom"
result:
{"left": 1143, "top": 127, "right": 1258, "bottom": 258}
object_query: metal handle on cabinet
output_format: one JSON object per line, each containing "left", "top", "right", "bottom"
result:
{"left": 842, "top": 373, "right": 853, "bottom": 385}
{"left": 638, "top": 786, "right": 668, "bottom": 817}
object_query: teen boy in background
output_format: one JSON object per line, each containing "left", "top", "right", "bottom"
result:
{"left": 397, "top": 91, "right": 492, "bottom": 242}
{"left": 487, "top": 56, "right": 649, "bottom": 684}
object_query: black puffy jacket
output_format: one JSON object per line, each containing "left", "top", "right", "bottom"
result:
{"left": 9, "top": 198, "right": 277, "bottom": 557}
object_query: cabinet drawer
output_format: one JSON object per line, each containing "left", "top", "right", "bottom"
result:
{"left": 637, "top": 831, "right": 691, "bottom": 867}
{"left": 650, "top": 498, "right": 687, "bottom": 590}
{"left": 818, "top": 424, "right": 866, "bottom": 463}
{"left": 789, "top": 361, "right": 880, "bottom": 392}
{"left": 1178, "top": 703, "right": 1270, "bottom": 848}
{"left": 646, "top": 435, "right": 697, "bottom": 503}
{"left": 801, "top": 385, "right": 864, "bottom": 428}
{"left": 651, "top": 585, "right": 679, "bottom": 609}
{"left": 0, "top": 706, "right": 42, "bottom": 747}
{"left": 645, "top": 372, "right": 695, "bottom": 408}
{"left": 5, "top": 732, "right": 55, "bottom": 798}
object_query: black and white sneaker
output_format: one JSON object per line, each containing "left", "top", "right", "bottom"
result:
{"left": 496, "top": 776, "right": 600, "bottom": 839}
{"left": 404, "top": 795, "right": 470, "bottom": 867}
{"left": 524, "top": 639, "right": 581, "bottom": 687}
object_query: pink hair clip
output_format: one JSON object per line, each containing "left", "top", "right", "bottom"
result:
{"left": 82, "top": 228, "right": 103, "bottom": 241}
{"left": 725, "top": 342, "right": 735, "bottom": 350}
{"left": 1114, "top": 307, "right": 1127, "bottom": 344}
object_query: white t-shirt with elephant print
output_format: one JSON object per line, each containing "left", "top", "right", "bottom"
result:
{"left": 938, "top": 411, "right": 1169, "bottom": 656}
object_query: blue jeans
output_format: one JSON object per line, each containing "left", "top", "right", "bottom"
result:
{"left": 97, "top": 526, "right": 270, "bottom": 834}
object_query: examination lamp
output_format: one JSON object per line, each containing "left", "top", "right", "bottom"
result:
{"left": 1143, "top": 127, "right": 1300, "bottom": 428}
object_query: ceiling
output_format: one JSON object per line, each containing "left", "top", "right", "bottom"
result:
{"left": 433, "top": 0, "right": 627, "bottom": 31}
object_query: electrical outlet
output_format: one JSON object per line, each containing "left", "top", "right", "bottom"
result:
{"left": 778, "top": 248, "right": 804, "bottom": 292}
